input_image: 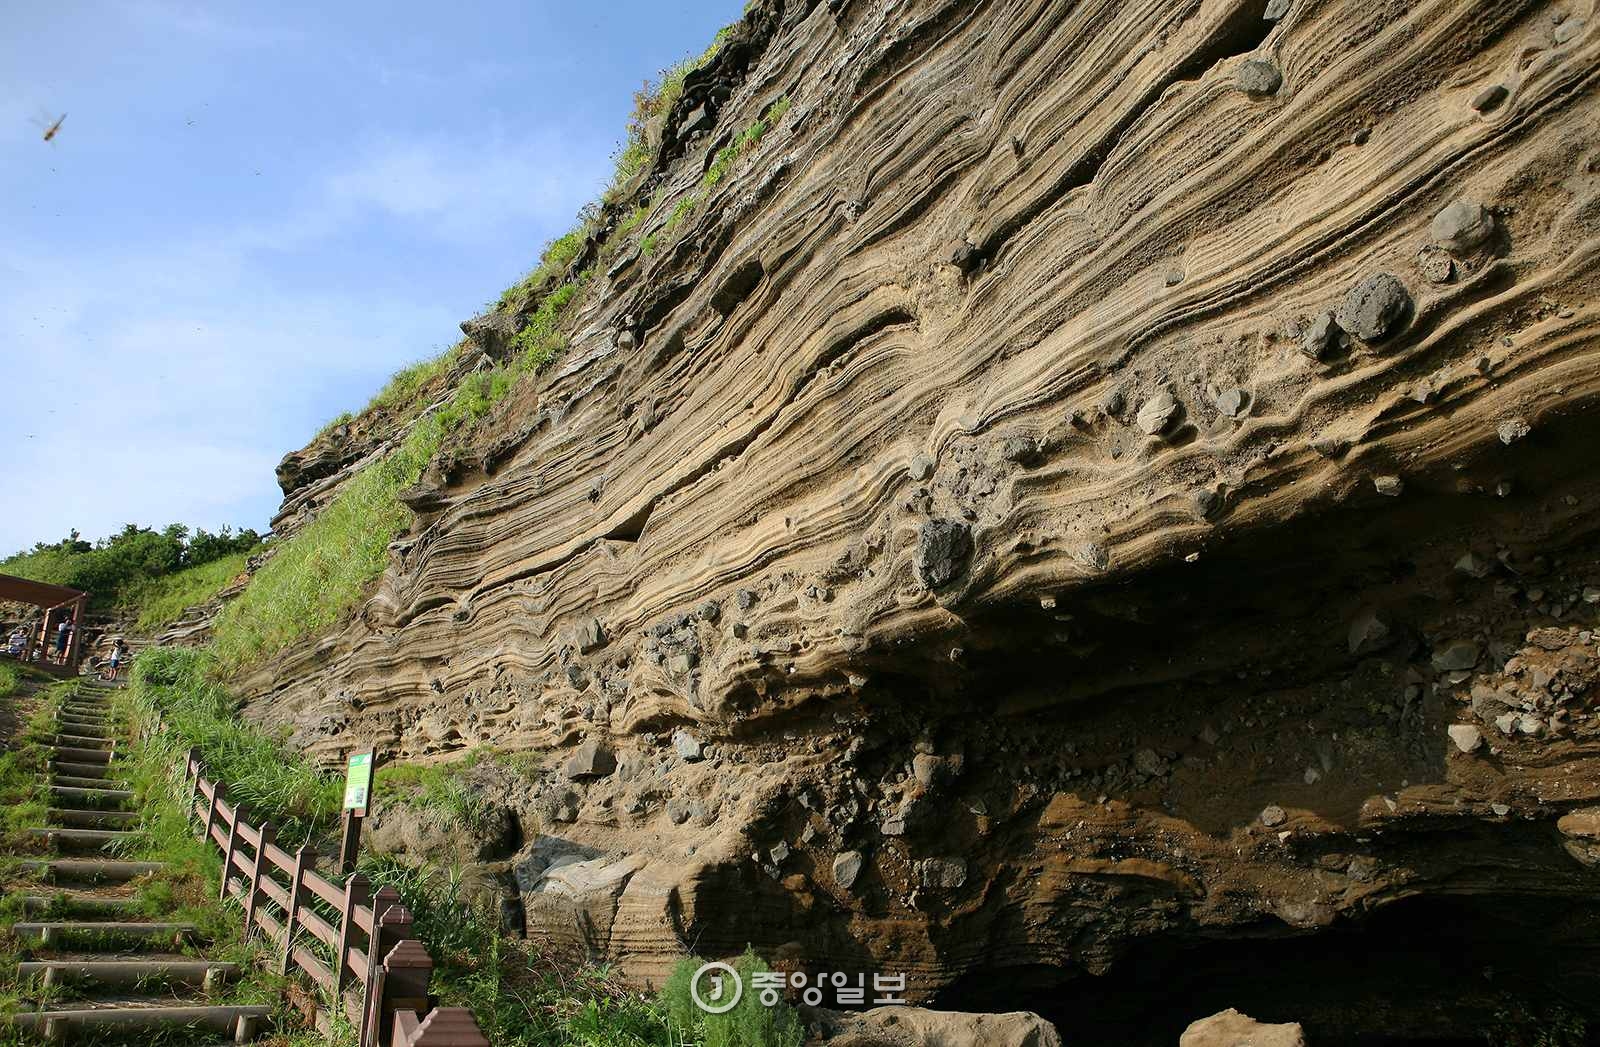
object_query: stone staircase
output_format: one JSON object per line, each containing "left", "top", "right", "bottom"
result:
{"left": 4, "top": 679, "right": 270, "bottom": 1043}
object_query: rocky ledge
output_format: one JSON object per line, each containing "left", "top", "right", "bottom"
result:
{"left": 242, "top": 0, "right": 1600, "bottom": 1041}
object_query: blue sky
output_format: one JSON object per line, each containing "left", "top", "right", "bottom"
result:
{"left": 0, "top": 0, "right": 737, "bottom": 556}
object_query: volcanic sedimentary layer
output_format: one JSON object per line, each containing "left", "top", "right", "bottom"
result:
{"left": 244, "top": 0, "right": 1600, "bottom": 1040}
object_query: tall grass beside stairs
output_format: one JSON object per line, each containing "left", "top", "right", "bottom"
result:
{"left": 128, "top": 647, "right": 342, "bottom": 845}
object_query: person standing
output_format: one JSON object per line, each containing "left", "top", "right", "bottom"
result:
{"left": 104, "top": 639, "right": 128, "bottom": 680}
{"left": 53, "top": 617, "right": 71, "bottom": 665}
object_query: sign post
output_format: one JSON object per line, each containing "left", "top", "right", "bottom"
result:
{"left": 339, "top": 748, "right": 375, "bottom": 875}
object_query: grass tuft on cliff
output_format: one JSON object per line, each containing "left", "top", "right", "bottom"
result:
{"left": 209, "top": 414, "right": 441, "bottom": 674}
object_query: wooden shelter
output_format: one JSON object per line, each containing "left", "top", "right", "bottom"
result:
{"left": 0, "top": 573, "right": 88, "bottom": 673}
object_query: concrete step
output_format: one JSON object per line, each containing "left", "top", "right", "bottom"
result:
{"left": 17, "top": 859, "right": 164, "bottom": 884}
{"left": 18, "top": 895, "right": 143, "bottom": 917}
{"left": 18, "top": 958, "right": 238, "bottom": 990}
{"left": 50, "top": 785, "right": 133, "bottom": 805}
{"left": 51, "top": 734, "right": 113, "bottom": 749}
{"left": 49, "top": 747, "right": 112, "bottom": 765}
{"left": 29, "top": 827, "right": 136, "bottom": 851}
{"left": 56, "top": 719, "right": 108, "bottom": 732}
{"left": 10, "top": 922, "right": 197, "bottom": 946}
{"left": 48, "top": 808, "right": 139, "bottom": 829}
{"left": 52, "top": 773, "right": 129, "bottom": 790}
{"left": 52, "top": 723, "right": 110, "bottom": 737}
{"left": 3, "top": 1002, "right": 269, "bottom": 1041}
{"left": 51, "top": 762, "right": 120, "bottom": 780}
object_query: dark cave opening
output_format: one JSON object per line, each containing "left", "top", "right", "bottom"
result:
{"left": 933, "top": 894, "right": 1600, "bottom": 1045}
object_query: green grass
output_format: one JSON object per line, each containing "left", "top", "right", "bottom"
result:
{"left": 703, "top": 97, "right": 789, "bottom": 190}
{"left": 598, "top": 23, "right": 732, "bottom": 225}
{"left": 615, "top": 202, "right": 651, "bottom": 240}
{"left": 123, "top": 547, "right": 260, "bottom": 632}
{"left": 374, "top": 755, "right": 499, "bottom": 838}
{"left": 128, "top": 648, "right": 342, "bottom": 844}
{"left": 208, "top": 411, "right": 443, "bottom": 674}
{"left": 357, "top": 857, "right": 808, "bottom": 1047}
{"left": 5, "top": 655, "right": 805, "bottom": 1047}
{"left": 645, "top": 96, "right": 790, "bottom": 258}
{"left": 0, "top": 681, "right": 295, "bottom": 1045}
{"left": 507, "top": 279, "right": 581, "bottom": 372}
{"left": 0, "top": 664, "right": 16, "bottom": 700}
{"left": 499, "top": 228, "right": 589, "bottom": 312}
{"left": 662, "top": 950, "right": 804, "bottom": 1047}
{"left": 372, "top": 347, "right": 462, "bottom": 415}
{"left": 316, "top": 410, "right": 356, "bottom": 438}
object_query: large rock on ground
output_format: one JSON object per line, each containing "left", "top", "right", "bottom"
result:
{"left": 1180, "top": 1009, "right": 1307, "bottom": 1047}
{"left": 811, "top": 1006, "right": 1061, "bottom": 1047}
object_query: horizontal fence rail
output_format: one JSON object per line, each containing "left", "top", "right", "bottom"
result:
{"left": 180, "top": 748, "right": 486, "bottom": 1046}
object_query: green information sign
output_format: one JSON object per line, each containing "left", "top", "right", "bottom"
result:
{"left": 343, "top": 751, "right": 373, "bottom": 811}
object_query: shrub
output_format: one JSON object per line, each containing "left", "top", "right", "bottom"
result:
{"left": 662, "top": 949, "right": 805, "bottom": 1047}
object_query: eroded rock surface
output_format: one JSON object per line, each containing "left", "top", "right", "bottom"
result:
{"left": 237, "top": 0, "right": 1600, "bottom": 1041}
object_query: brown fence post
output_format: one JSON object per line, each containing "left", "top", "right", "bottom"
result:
{"left": 377, "top": 940, "right": 433, "bottom": 1047}
{"left": 219, "top": 803, "right": 245, "bottom": 902}
{"left": 408, "top": 1008, "right": 489, "bottom": 1047}
{"left": 280, "top": 844, "right": 312, "bottom": 975}
{"left": 359, "top": 889, "right": 402, "bottom": 1047}
{"left": 202, "top": 780, "right": 224, "bottom": 847}
{"left": 361, "top": 964, "right": 388, "bottom": 1047}
{"left": 336, "top": 872, "right": 368, "bottom": 995}
{"left": 185, "top": 748, "right": 201, "bottom": 806}
{"left": 244, "top": 820, "right": 272, "bottom": 938}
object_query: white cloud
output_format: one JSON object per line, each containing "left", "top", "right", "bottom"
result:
{"left": 325, "top": 130, "right": 611, "bottom": 243}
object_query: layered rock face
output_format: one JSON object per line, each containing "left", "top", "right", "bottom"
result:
{"left": 245, "top": 0, "right": 1600, "bottom": 1040}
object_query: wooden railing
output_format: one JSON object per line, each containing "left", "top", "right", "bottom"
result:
{"left": 182, "top": 749, "right": 487, "bottom": 1046}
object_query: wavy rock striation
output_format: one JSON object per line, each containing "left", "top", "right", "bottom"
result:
{"left": 242, "top": 0, "right": 1600, "bottom": 1040}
